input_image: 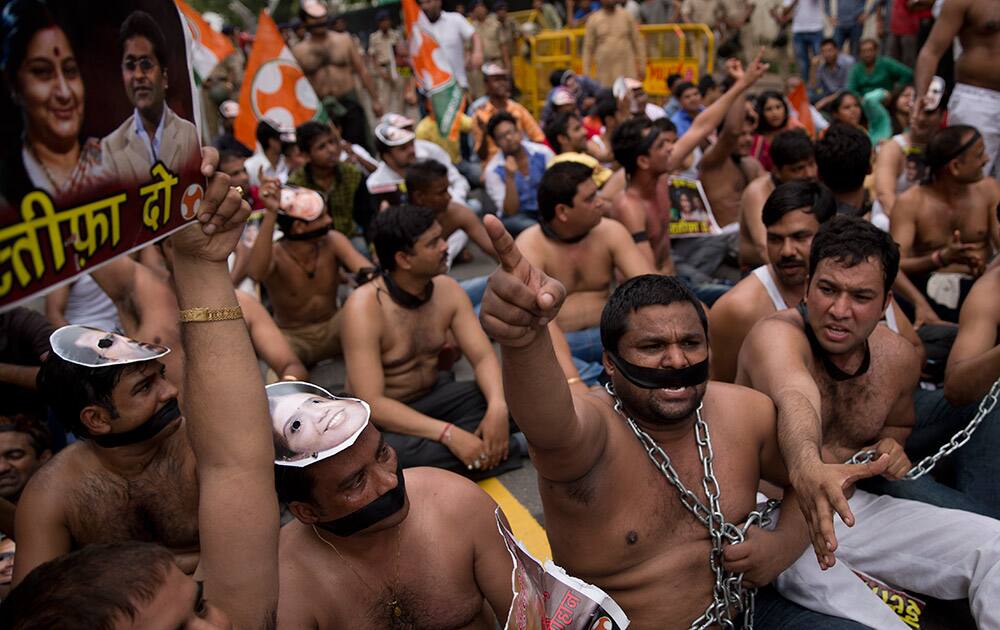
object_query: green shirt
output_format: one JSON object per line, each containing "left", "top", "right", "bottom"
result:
{"left": 847, "top": 56, "right": 913, "bottom": 97}
{"left": 287, "top": 162, "right": 366, "bottom": 238}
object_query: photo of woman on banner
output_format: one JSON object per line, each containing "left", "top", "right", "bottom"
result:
{"left": 667, "top": 177, "right": 719, "bottom": 238}
{"left": 0, "top": 0, "right": 106, "bottom": 204}
{"left": 0, "top": 0, "right": 206, "bottom": 311}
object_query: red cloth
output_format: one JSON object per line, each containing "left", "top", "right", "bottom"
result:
{"left": 890, "top": 0, "right": 931, "bottom": 36}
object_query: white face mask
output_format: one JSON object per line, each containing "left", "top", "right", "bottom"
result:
{"left": 268, "top": 382, "right": 370, "bottom": 468}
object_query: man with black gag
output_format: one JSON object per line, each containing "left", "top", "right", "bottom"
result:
{"left": 270, "top": 381, "right": 516, "bottom": 628}
{"left": 478, "top": 215, "right": 874, "bottom": 628}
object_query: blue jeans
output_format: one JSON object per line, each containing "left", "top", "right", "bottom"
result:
{"left": 460, "top": 275, "right": 489, "bottom": 312}
{"left": 753, "top": 586, "right": 870, "bottom": 628}
{"left": 857, "top": 388, "right": 1000, "bottom": 520}
{"left": 563, "top": 326, "right": 603, "bottom": 365}
{"left": 501, "top": 212, "right": 539, "bottom": 238}
{"left": 793, "top": 31, "right": 824, "bottom": 80}
{"left": 834, "top": 22, "right": 864, "bottom": 57}
{"left": 572, "top": 356, "right": 604, "bottom": 385}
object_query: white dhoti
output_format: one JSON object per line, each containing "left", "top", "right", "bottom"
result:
{"left": 775, "top": 489, "right": 1000, "bottom": 629}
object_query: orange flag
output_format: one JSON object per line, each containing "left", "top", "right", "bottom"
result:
{"left": 235, "top": 11, "right": 319, "bottom": 150}
{"left": 175, "top": 0, "right": 235, "bottom": 83}
{"left": 788, "top": 81, "right": 815, "bottom": 137}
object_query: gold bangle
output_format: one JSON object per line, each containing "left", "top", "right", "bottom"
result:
{"left": 179, "top": 306, "right": 244, "bottom": 323}
{"left": 566, "top": 377, "right": 582, "bottom": 385}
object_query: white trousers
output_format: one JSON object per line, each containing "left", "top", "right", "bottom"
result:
{"left": 446, "top": 229, "right": 469, "bottom": 269}
{"left": 948, "top": 83, "right": 1000, "bottom": 178}
{"left": 775, "top": 490, "right": 1000, "bottom": 629}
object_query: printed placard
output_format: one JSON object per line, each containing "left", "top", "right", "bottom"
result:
{"left": 0, "top": 0, "right": 204, "bottom": 310}
{"left": 497, "top": 509, "right": 629, "bottom": 630}
{"left": 668, "top": 177, "right": 720, "bottom": 238}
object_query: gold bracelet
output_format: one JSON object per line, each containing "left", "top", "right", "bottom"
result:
{"left": 566, "top": 377, "right": 582, "bottom": 385}
{"left": 179, "top": 306, "right": 244, "bottom": 323}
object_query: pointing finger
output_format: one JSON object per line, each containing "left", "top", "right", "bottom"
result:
{"left": 484, "top": 215, "right": 524, "bottom": 273}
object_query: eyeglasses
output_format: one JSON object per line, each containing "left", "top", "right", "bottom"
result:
{"left": 122, "top": 57, "right": 157, "bottom": 73}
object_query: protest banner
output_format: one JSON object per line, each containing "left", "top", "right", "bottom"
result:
{"left": 234, "top": 10, "right": 319, "bottom": 151}
{"left": 497, "top": 510, "right": 629, "bottom": 630}
{"left": 667, "top": 177, "right": 720, "bottom": 238}
{"left": 0, "top": 0, "right": 204, "bottom": 311}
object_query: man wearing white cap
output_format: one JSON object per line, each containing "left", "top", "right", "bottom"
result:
{"left": 213, "top": 99, "right": 253, "bottom": 158}
{"left": 472, "top": 63, "right": 546, "bottom": 165}
{"left": 268, "top": 381, "right": 516, "bottom": 627}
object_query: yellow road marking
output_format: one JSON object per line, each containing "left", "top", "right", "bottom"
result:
{"left": 478, "top": 477, "right": 552, "bottom": 560}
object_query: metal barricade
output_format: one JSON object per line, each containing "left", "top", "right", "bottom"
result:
{"left": 513, "top": 23, "right": 715, "bottom": 118}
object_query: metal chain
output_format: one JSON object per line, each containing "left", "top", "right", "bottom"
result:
{"left": 846, "top": 377, "right": 1000, "bottom": 479}
{"left": 606, "top": 383, "right": 781, "bottom": 630}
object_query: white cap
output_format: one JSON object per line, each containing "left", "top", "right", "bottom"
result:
{"left": 219, "top": 100, "right": 240, "bottom": 119}
{"left": 380, "top": 113, "right": 415, "bottom": 130}
{"left": 374, "top": 122, "right": 415, "bottom": 147}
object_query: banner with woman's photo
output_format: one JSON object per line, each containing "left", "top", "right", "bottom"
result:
{"left": 498, "top": 510, "right": 629, "bottom": 630}
{"left": 0, "top": 0, "right": 203, "bottom": 310}
{"left": 667, "top": 177, "right": 720, "bottom": 238}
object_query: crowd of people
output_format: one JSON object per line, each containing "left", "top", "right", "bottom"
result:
{"left": 1, "top": 0, "right": 1000, "bottom": 627}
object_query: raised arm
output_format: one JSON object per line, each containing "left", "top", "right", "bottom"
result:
{"left": 247, "top": 184, "right": 280, "bottom": 283}
{"left": 872, "top": 138, "right": 904, "bottom": 218}
{"left": 236, "top": 291, "right": 308, "bottom": 382}
{"left": 170, "top": 178, "right": 278, "bottom": 630}
{"left": 479, "top": 216, "right": 608, "bottom": 482}
{"left": 668, "top": 49, "right": 769, "bottom": 172}
{"left": 914, "top": 0, "right": 967, "bottom": 97}
{"left": 699, "top": 85, "right": 748, "bottom": 172}
{"left": 945, "top": 272, "right": 1000, "bottom": 405}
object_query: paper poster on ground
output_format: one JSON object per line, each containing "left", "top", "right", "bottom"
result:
{"left": 0, "top": 0, "right": 204, "bottom": 311}
{"left": 668, "top": 177, "right": 720, "bottom": 238}
{"left": 497, "top": 509, "right": 629, "bottom": 630}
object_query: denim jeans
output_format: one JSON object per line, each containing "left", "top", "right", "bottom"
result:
{"left": 857, "top": 388, "right": 1000, "bottom": 519}
{"left": 792, "top": 31, "right": 824, "bottom": 80}
{"left": 564, "top": 326, "right": 603, "bottom": 364}
{"left": 834, "top": 23, "right": 863, "bottom": 57}
{"left": 752, "top": 585, "right": 870, "bottom": 629}
{"left": 501, "top": 212, "right": 539, "bottom": 238}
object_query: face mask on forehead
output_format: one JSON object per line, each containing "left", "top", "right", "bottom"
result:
{"left": 606, "top": 350, "right": 709, "bottom": 390}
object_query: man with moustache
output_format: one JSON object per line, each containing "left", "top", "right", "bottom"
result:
{"left": 737, "top": 216, "right": 1000, "bottom": 628}
{"left": 248, "top": 174, "right": 372, "bottom": 368}
{"left": 101, "top": 11, "right": 199, "bottom": 183}
{"left": 270, "top": 381, "right": 515, "bottom": 628}
{"left": 479, "top": 216, "right": 878, "bottom": 628}
{"left": 341, "top": 205, "right": 521, "bottom": 477}
{"left": 710, "top": 181, "right": 919, "bottom": 383}
{"left": 891, "top": 124, "right": 1000, "bottom": 322}
{"left": 738, "top": 129, "right": 818, "bottom": 269}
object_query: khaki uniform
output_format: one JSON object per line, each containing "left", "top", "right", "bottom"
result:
{"left": 368, "top": 28, "right": 404, "bottom": 114}
{"left": 582, "top": 7, "right": 647, "bottom": 87}
{"left": 470, "top": 14, "right": 509, "bottom": 99}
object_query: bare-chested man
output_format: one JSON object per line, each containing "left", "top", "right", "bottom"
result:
{"left": 711, "top": 180, "right": 920, "bottom": 383}
{"left": 405, "top": 159, "right": 498, "bottom": 266}
{"left": 611, "top": 53, "right": 769, "bottom": 273}
{"left": 698, "top": 96, "right": 761, "bottom": 229}
{"left": 946, "top": 203, "right": 1000, "bottom": 407}
{"left": 248, "top": 174, "right": 372, "bottom": 368}
{"left": 479, "top": 217, "right": 873, "bottom": 628}
{"left": 517, "top": 162, "right": 652, "bottom": 366}
{"left": 891, "top": 124, "right": 1000, "bottom": 322}
{"left": 739, "top": 129, "right": 817, "bottom": 269}
{"left": 341, "top": 205, "right": 521, "bottom": 478}
{"left": 292, "top": 1, "right": 383, "bottom": 150}
{"left": 91, "top": 242, "right": 308, "bottom": 385}
{"left": 736, "top": 215, "right": 1000, "bottom": 628}
{"left": 916, "top": 0, "right": 1000, "bottom": 176}
{"left": 269, "top": 381, "right": 514, "bottom": 628}
{"left": 4, "top": 177, "right": 279, "bottom": 630}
